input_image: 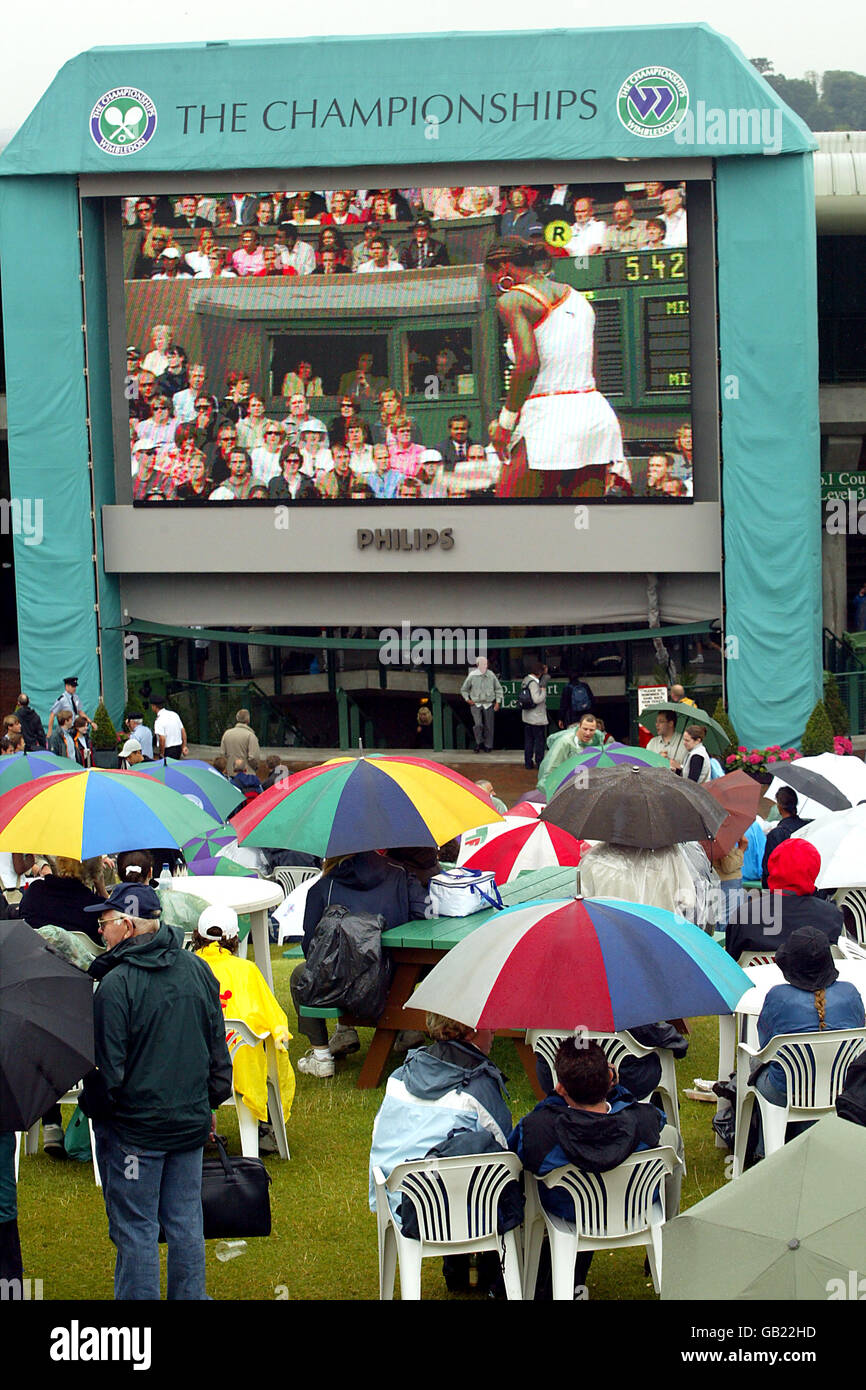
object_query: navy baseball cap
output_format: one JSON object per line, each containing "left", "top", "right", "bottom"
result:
{"left": 84, "top": 883, "right": 162, "bottom": 919}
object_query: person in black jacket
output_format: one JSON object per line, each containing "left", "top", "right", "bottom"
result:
{"left": 290, "top": 851, "right": 427, "bottom": 1077}
{"left": 14, "top": 694, "right": 46, "bottom": 751}
{"left": 80, "top": 884, "right": 231, "bottom": 1301}
{"left": 760, "top": 787, "right": 810, "bottom": 888}
{"left": 20, "top": 856, "right": 108, "bottom": 943}
{"left": 725, "top": 837, "right": 844, "bottom": 960}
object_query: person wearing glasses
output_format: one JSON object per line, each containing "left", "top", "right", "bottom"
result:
{"left": 267, "top": 446, "right": 318, "bottom": 500}
{"left": 251, "top": 424, "right": 286, "bottom": 486}
{"left": 134, "top": 395, "right": 178, "bottom": 452}
{"left": 80, "top": 883, "right": 232, "bottom": 1301}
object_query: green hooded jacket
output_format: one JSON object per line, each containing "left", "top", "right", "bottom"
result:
{"left": 82, "top": 920, "right": 232, "bottom": 1152}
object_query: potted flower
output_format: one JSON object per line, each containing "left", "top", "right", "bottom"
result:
{"left": 91, "top": 700, "right": 119, "bottom": 769}
{"left": 724, "top": 745, "right": 801, "bottom": 784}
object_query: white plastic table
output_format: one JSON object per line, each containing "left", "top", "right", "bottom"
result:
{"left": 167, "top": 875, "right": 283, "bottom": 989}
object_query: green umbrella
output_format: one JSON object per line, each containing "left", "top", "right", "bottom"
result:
{"left": 650, "top": 701, "right": 730, "bottom": 757}
{"left": 662, "top": 1115, "right": 866, "bottom": 1300}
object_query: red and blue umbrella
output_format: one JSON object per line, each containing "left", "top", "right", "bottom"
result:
{"left": 409, "top": 896, "right": 750, "bottom": 1031}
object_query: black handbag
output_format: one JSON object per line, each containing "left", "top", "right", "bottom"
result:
{"left": 201, "top": 1135, "right": 272, "bottom": 1240}
{"left": 159, "top": 1136, "right": 272, "bottom": 1242}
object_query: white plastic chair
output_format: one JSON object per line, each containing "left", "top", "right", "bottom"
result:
{"left": 732, "top": 1027, "right": 866, "bottom": 1178}
{"left": 372, "top": 1152, "right": 524, "bottom": 1300}
{"left": 270, "top": 866, "right": 319, "bottom": 898}
{"left": 738, "top": 949, "right": 777, "bottom": 968}
{"left": 526, "top": 1029, "right": 682, "bottom": 1140}
{"left": 21, "top": 1083, "right": 102, "bottom": 1186}
{"left": 222, "top": 1018, "right": 290, "bottom": 1160}
{"left": 835, "top": 888, "right": 866, "bottom": 947}
{"left": 522, "top": 1145, "right": 681, "bottom": 1300}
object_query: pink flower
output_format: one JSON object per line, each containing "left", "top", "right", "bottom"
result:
{"left": 748, "top": 753, "right": 762, "bottom": 764}
{"left": 767, "top": 755, "right": 777, "bottom": 762}
{"left": 737, "top": 746, "right": 747, "bottom": 753}
{"left": 726, "top": 754, "right": 737, "bottom": 765}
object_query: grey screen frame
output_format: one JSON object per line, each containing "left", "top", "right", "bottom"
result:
{"left": 90, "top": 158, "right": 718, "bottom": 507}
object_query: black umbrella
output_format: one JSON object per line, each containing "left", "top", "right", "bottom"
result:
{"left": 767, "top": 763, "right": 852, "bottom": 814}
{"left": 0, "top": 921, "right": 95, "bottom": 1131}
{"left": 540, "top": 763, "right": 727, "bottom": 849}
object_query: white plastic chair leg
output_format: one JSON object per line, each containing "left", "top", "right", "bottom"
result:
{"left": 732, "top": 1091, "right": 755, "bottom": 1179}
{"left": 378, "top": 1222, "right": 398, "bottom": 1300}
{"left": 235, "top": 1095, "right": 260, "bottom": 1158}
{"left": 757, "top": 1095, "right": 790, "bottom": 1159}
{"left": 501, "top": 1231, "right": 523, "bottom": 1301}
{"left": 395, "top": 1233, "right": 423, "bottom": 1300}
{"left": 647, "top": 1216, "right": 664, "bottom": 1294}
{"left": 521, "top": 1215, "right": 545, "bottom": 1300}
{"left": 24, "top": 1122, "right": 40, "bottom": 1156}
{"left": 550, "top": 1232, "right": 579, "bottom": 1301}
{"left": 14, "top": 1132, "right": 22, "bottom": 1181}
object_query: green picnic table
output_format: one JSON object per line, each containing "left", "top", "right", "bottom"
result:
{"left": 348, "top": 866, "right": 578, "bottom": 1089}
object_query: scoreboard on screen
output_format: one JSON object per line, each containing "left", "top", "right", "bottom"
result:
{"left": 553, "top": 249, "right": 690, "bottom": 413}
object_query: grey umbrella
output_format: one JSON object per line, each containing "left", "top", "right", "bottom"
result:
{"left": 0, "top": 920, "right": 95, "bottom": 1131}
{"left": 540, "top": 763, "right": 727, "bottom": 849}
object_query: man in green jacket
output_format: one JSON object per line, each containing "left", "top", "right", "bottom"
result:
{"left": 81, "top": 884, "right": 232, "bottom": 1300}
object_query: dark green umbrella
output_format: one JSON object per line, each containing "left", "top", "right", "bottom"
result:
{"left": 650, "top": 701, "right": 729, "bottom": 757}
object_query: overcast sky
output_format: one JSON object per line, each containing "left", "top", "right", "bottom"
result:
{"left": 1, "top": 0, "right": 860, "bottom": 140}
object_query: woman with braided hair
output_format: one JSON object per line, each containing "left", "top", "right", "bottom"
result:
{"left": 485, "top": 236, "right": 631, "bottom": 498}
{"left": 753, "top": 926, "right": 864, "bottom": 1140}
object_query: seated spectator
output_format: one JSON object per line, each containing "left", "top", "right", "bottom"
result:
{"left": 321, "top": 189, "right": 361, "bottom": 226}
{"left": 254, "top": 245, "right": 296, "bottom": 278}
{"left": 172, "top": 364, "right": 215, "bottom": 423}
{"left": 351, "top": 221, "right": 398, "bottom": 271}
{"left": 185, "top": 227, "right": 217, "bottom": 275}
{"left": 151, "top": 248, "right": 193, "bottom": 280}
{"left": 725, "top": 839, "right": 845, "bottom": 960}
{"left": 345, "top": 420, "right": 375, "bottom": 476}
{"left": 369, "top": 1011, "right": 519, "bottom": 1295}
{"left": 660, "top": 187, "right": 687, "bottom": 247}
{"left": 116, "top": 850, "right": 155, "bottom": 885}
{"left": 286, "top": 196, "right": 320, "bottom": 226}
{"left": 440, "top": 442, "right": 501, "bottom": 496}
{"left": 230, "top": 757, "right": 263, "bottom": 799}
{"left": 194, "top": 905, "right": 295, "bottom": 1153}
{"left": 565, "top": 196, "right": 607, "bottom": 258}
{"left": 195, "top": 245, "right": 237, "bottom": 278}
{"left": 436, "top": 414, "right": 475, "bottom": 469}
{"left": 118, "top": 737, "right": 144, "bottom": 768}
{"left": 315, "top": 226, "right": 349, "bottom": 268}
{"left": 358, "top": 236, "right": 402, "bottom": 274}
{"left": 128, "top": 368, "right": 157, "bottom": 423}
{"left": 644, "top": 217, "right": 666, "bottom": 248}
{"left": 339, "top": 353, "right": 387, "bottom": 401}
{"left": 603, "top": 200, "right": 648, "bottom": 253}
{"left": 250, "top": 425, "right": 286, "bottom": 486}
{"left": 761, "top": 788, "right": 810, "bottom": 888}
{"left": 208, "top": 447, "right": 258, "bottom": 501}
{"left": 399, "top": 215, "right": 450, "bottom": 270}
{"left": 431, "top": 186, "right": 498, "bottom": 219}
{"left": 508, "top": 1039, "right": 681, "bottom": 1295}
{"left": 156, "top": 344, "right": 189, "bottom": 398}
{"left": 671, "top": 724, "right": 712, "bottom": 783}
{"left": 836, "top": 1054, "right": 866, "bottom": 1127}
{"left": 253, "top": 196, "right": 275, "bottom": 228}
{"left": 281, "top": 361, "right": 323, "bottom": 399}
{"left": 232, "top": 228, "right": 266, "bottom": 276}
{"left": 275, "top": 225, "right": 316, "bottom": 276}
{"left": 329, "top": 397, "right": 362, "bottom": 447}
{"left": 367, "top": 443, "right": 402, "bottom": 499}
{"left": 645, "top": 452, "right": 675, "bottom": 497}
{"left": 362, "top": 189, "right": 412, "bottom": 223}
{"left": 208, "top": 420, "right": 239, "bottom": 486}
{"left": 141, "top": 323, "right": 173, "bottom": 378}
{"left": 134, "top": 395, "right": 178, "bottom": 454}
{"left": 298, "top": 423, "right": 333, "bottom": 479}
{"left": 388, "top": 418, "right": 426, "bottom": 476}
{"left": 236, "top": 395, "right": 269, "bottom": 450}
{"left": 20, "top": 855, "right": 108, "bottom": 942}
{"left": 267, "top": 446, "right": 318, "bottom": 500}
{"left": 290, "top": 850, "right": 427, "bottom": 1075}
{"left": 220, "top": 373, "right": 252, "bottom": 424}
{"left": 500, "top": 187, "right": 541, "bottom": 240}
{"left": 133, "top": 229, "right": 175, "bottom": 280}
{"left": 314, "top": 248, "right": 350, "bottom": 276}
{"left": 753, "top": 927, "right": 865, "bottom": 1141}
{"left": 371, "top": 387, "right": 405, "bottom": 446}
{"left": 318, "top": 442, "right": 356, "bottom": 499}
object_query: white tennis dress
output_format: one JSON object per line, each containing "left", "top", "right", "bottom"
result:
{"left": 506, "top": 284, "right": 630, "bottom": 479}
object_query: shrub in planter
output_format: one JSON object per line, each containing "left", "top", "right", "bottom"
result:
{"left": 800, "top": 701, "right": 836, "bottom": 757}
{"left": 712, "top": 699, "right": 739, "bottom": 760}
{"left": 91, "top": 701, "right": 119, "bottom": 767}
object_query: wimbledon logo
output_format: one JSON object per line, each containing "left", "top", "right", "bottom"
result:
{"left": 617, "top": 67, "right": 689, "bottom": 139}
{"left": 89, "top": 88, "right": 157, "bottom": 156}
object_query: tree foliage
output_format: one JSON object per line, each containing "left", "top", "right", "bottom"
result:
{"left": 751, "top": 58, "right": 866, "bottom": 130}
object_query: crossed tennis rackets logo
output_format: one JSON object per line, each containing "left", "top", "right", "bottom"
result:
{"left": 90, "top": 88, "right": 157, "bottom": 156}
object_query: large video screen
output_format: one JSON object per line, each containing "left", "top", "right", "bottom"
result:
{"left": 121, "top": 181, "right": 693, "bottom": 504}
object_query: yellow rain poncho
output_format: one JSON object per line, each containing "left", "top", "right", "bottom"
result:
{"left": 196, "top": 943, "right": 295, "bottom": 1124}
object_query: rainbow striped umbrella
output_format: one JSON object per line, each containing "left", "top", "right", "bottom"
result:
{"left": 541, "top": 743, "right": 670, "bottom": 800}
{"left": 232, "top": 755, "right": 501, "bottom": 857}
{"left": 0, "top": 750, "right": 76, "bottom": 791}
{"left": 457, "top": 817, "right": 587, "bottom": 883}
{"left": 409, "top": 896, "right": 750, "bottom": 1031}
{"left": 0, "top": 768, "right": 221, "bottom": 858}
{"left": 126, "top": 759, "right": 244, "bottom": 821}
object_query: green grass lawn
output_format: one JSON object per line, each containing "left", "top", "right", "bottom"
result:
{"left": 16, "top": 948, "right": 731, "bottom": 1301}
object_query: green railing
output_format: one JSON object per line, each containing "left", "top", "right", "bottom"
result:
{"left": 832, "top": 670, "right": 866, "bottom": 736}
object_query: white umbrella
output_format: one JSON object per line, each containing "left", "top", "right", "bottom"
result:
{"left": 767, "top": 754, "right": 866, "bottom": 821}
{"left": 791, "top": 804, "right": 866, "bottom": 888}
